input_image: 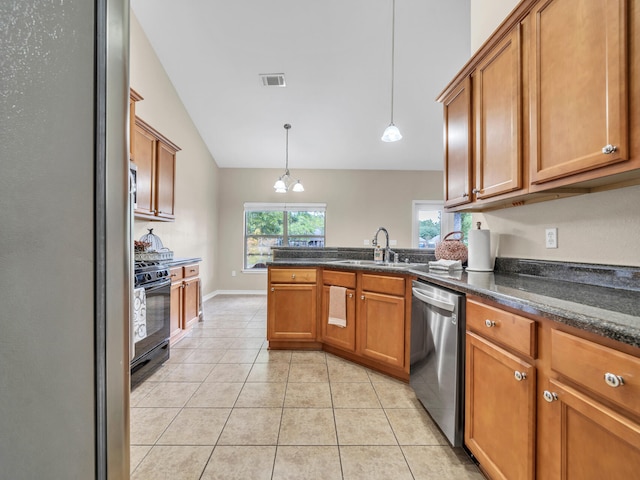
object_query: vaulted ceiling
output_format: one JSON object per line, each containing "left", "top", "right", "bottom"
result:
{"left": 131, "top": 0, "right": 470, "bottom": 171}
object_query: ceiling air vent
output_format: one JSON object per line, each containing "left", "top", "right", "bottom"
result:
{"left": 259, "top": 73, "right": 286, "bottom": 87}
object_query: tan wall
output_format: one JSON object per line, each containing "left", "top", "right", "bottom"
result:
{"left": 469, "top": 0, "right": 639, "bottom": 268}
{"left": 477, "top": 186, "right": 640, "bottom": 267}
{"left": 130, "top": 13, "right": 220, "bottom": 295}
{"left": 217, "top": 169, "right": 443, "bottom": 292}
{"left": 470, "top": 0, "right": 520, "bottom": 53}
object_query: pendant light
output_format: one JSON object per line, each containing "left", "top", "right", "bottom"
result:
{"left": 274, "top": 124, "right": 304, "bottom": 193}
{"left": 381, "top": 0, "right": 402, "bottom": 142}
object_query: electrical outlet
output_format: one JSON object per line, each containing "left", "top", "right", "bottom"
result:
{"left": 545, "top": 228, "right": 558, "bottom": 249}
{"left": 231, "top": 270, "right": 237, "bottom": 277}
{"left": 364, "top": 239, "right": 370, "bottom": 246}
{"left": 389, "top": 239, "right": 397, "bottom": 246}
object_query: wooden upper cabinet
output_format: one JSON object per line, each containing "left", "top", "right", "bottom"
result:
{"left": 155, "top": 138, "right": 178, "bottom": 220}
{"left": 529, "top": 0, "right": 628, "bottom": 186}
{"left": 443, "top": 77, "right": 473, "bottom": 208}
{"left": 473, "top": 26, "right": 523, "bottom": 200}
{"left": 133, "top": 116, "right": 180, "bottom": 221}
{"left": 133, "top": 120, "right": 157, "bottom": 217}
{"left": 129, "top": 89, "right": 143, "bottom": 161}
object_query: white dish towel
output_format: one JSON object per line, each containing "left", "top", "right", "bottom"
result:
{"left": 328, "top": 285, "right": 347, "bottom": 328}
{"left": 133, "top": 287, "right": 147, "bottom": 342}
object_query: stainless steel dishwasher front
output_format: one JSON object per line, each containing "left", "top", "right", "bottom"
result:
{"left": 410, "top": 279, "right": 465, "bottom": 447}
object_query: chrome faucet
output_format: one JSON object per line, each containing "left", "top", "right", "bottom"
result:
{"left": 372, "top": 227, "right": 396, "bottom": 263}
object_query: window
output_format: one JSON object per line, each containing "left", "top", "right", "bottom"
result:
{"left": 244, "top": 203, "right": 326, "bottom": 270}
{"left": 412, "top": 201, "right": 472, "bottom": 249}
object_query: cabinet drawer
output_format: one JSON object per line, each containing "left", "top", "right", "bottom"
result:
{"left": 551, "top": 329, "right": 640, "bottom": 417}
{"left": 466, "top": 299, "right": 536, "bottom": 358}
{"left": 183, "top": 264, "right": 199, "bottom": 278}
{"left": 323, "top": 270, "right": 356, "bottom": 288}
{"left": 169, "top": 266, "right": 183, "bottom": 282}
{"left": 361, "top": 274, "right": 405, "bottom": 296}
{"left": 270, "top": 268, "right": 317, "bottom": 284}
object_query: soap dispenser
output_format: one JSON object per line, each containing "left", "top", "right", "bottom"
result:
{"left": 374, "top": 245, "right": 383, "bottom": 263}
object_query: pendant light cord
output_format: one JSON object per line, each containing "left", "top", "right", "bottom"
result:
{"left": 284, "top": 123, "right": 290, "bottom": 172}
{"left": 390, "top": 0, "right": 396, "bottom": 124}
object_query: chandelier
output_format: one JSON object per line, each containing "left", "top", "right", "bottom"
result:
{"left": 274, "top": 124, "right": 304, "bottom": 193}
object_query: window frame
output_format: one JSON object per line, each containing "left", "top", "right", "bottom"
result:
{"left": 243, "top": 202, "right": 327, "bottom": 272}
{"left": 412, "top": 201, "right": 471, "bottom": 249}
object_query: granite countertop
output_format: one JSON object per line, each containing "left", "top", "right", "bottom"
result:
{"left": 269, "top": 254, "right": 640, "bottom": 349}
{"left": 167, "top": 257, "right": 202, "bottom": 267}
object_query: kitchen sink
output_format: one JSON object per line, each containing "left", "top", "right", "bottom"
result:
{"left": 327, "top": 259, "right": 422, "bottom": 269}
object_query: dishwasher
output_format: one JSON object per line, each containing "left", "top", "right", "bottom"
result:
{"left": 410, "top": 279, "right": 465, "bottom": 447}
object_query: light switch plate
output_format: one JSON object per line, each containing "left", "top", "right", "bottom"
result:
{"left": 545, "top": 228, "right": 558, "bottom": 248}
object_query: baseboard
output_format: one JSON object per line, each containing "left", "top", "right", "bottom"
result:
{"left": 203, "top": 289, "right": 267, "bottom": 302}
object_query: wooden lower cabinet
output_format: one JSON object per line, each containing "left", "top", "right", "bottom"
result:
{"left": 267, "top": 267, "right": 412, "bottom": 379}
{"left": 321, "top": 286, "right": 356, "bottom": 351}
{"left": 169, "top": 263, "right": 200, "bottom": 344}
{"left": 540, "top": 378, "right": 640, "bottom": 479}
{"left": 467, "top": 296, "right": 640, "bottom": 479}
{"left": 267, "top": 284, "right": 317, "bottom": 341}
{"left": 465, "top": 331, "right": 536, "bottom": 480}
{"left": 358, "top": 291, "right": 406, "bottom": 368}
{"left": 267, "top": 268, "right": 318, "bottom": 343}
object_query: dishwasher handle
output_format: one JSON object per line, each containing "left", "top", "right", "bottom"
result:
{"left": 412, "top": 287, "right": 456, "bottom": 312}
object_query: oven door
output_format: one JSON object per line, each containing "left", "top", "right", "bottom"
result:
{"left": 132, "top": 278, "right": 170, "bottom": 363}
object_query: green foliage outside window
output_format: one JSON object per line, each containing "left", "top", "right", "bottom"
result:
{"left": 244, "top": 208, "right": 326, "bottom": 269}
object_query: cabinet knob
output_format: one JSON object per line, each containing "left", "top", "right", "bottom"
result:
{"left": 604, "top": 372, "right": 624, "bottom": 388}
{"left": 472, "top": 188, "right": 480, "bottom": 194}
{"left": 543, "top": 390, "right": 558, "bottom": 403}
{"left": 348, "top": 293, "right": 353, "bottom": 298}
{"left": 270, "top": 287, "right": 275, "bottom": 292}
{"left": 361, "top": 295, "right": 365, "bottom": 300}
{"left": 484, "top": 319, "right": 496, "bottom": 328}
{"left": 291, "top": 274, "right": 296, "bottom": 279}
{"left": 462, "top": 192, "right": 469, "bottom": 198}
{"left": 602, "top": 144, "right": 617, "bottom": 154}
{"left": 514, "top": 371, "right": 527, "bottom": 382}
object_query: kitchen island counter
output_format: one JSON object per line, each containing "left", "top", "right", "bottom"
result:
{"left": 269, "top": 254, "right": 640, "bottom": 349}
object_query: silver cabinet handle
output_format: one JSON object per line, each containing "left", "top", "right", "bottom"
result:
{"left": 602, "top": 144, "right": 617, "bottom": 154}
{"left": 291, "top": 274, "right": 296, "bottom": 279}
{"left": 348, "top": 293, "right": 353, "bottom": 298}
{"left": 361, "top": 295, "right": 365, "bottom": 300}
{"left": 462, "top": 192, "right": 469, "bottom": 197}
{"left": 543, "top": 390, "right": 558, "bottom": 403}
{"left": 472, "top": 188, "right": 480, "bottom": 194}
{"left": 604, "top": 372, "right": 625, "bottom": 388}
{"left": 485, "top": 319, "right": 496, "bottom": 328}
{"left": 514, "top": 371, "right": 527, "bottom": 381}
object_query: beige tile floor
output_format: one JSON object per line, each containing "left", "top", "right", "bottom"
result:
{"left": 130, "top": 294, "right": 483, "bottom": 480}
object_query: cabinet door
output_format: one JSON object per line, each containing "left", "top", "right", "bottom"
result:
{"left": 358, "top": 291, "right": 405, "bottom": 368}
{"left": 267, "top": 284, "right": 317, "bottom": 341}
{"left": 133, "top": 121, "right": 156, "bottom": 216}
{"left": 155, "top": 140, "right": 176, "bottom": 220}
{"left": 182, "top": 277, "right": 200, "bottom": 329}
{"left": 321, "top": 286, "right": 356, "bottom": 352}
{"left": 465, "top": 331, "right": 536, "bottom": 480}
{"left": 170, "top": 281, "right": 183, "bottom": 341}
{"left": 542, "top": 378, "right": 640, "bottom": 479}
{"left": 529, "top": 0, "right": 628, "bottom": 185}
{"left": 443, "top": 77, "right": 473, "bottom": 208}
{"left": 474, "top": 26, "right": 522, "bottom": 199}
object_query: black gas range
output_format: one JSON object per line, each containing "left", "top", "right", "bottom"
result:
{"left": 131, "top": 260, "right": 171, "bottom": 388}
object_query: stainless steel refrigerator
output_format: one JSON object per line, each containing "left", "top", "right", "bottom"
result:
{"left": 1, "top": 1, "right": 131, "bottom": 478}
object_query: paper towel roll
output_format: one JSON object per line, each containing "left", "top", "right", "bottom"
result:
{"left": 467, "top": 228, "right": 493, "bottom": 271}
